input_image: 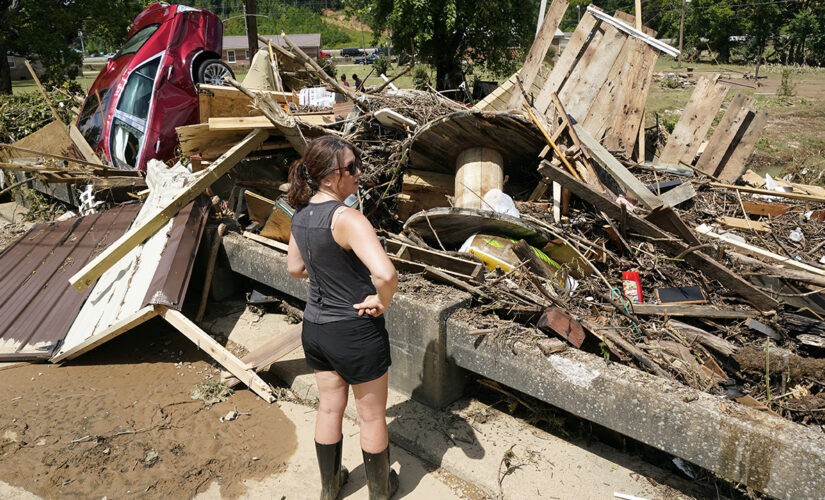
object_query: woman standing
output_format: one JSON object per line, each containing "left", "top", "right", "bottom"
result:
{"left": 286, "top": 136, "right": 399, "bottom": 500}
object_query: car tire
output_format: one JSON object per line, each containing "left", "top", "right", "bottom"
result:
{"left": 197, "top": 59, "right": 234, "bottom": 86}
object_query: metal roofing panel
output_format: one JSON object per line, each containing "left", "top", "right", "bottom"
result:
{"left": 0, "top": 204, "right": 140, "bottom": 360}
{"left": 142, "top": 195, "right": 209, "bottom": 308}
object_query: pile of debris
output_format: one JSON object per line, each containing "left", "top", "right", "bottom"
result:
{"left": 1, "top": 2, "right": 824, "bottom": 438}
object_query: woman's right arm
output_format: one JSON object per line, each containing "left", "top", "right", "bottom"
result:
{"left": 287, "top": 234, "right": 308, "bottom": 278}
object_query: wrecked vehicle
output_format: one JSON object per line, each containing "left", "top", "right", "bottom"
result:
{"left": 76, "top": 2, "right": 233, "bottom": 171}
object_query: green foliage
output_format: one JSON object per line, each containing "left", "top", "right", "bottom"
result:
{"left": 1, "top": 0, "right": 143, "bottom": 91}
{"left": 345, "top": 0, "right": 541, "bottom": 89}
{"left": 412, "top": 66, "right": 431, "bottom": 90}
{"left": 777, "top": 69, "right": 796, "bottom": 97}
{"left": 372, "top": 56, "right": 389, "bottom": 76}
{"left": 191, "top": 380, "right": 233, "bottom": 405}
{"left": 0, "top": 83, "right": 80, "bottom": 143}
{"left": 213, "top": 3, "right": 352, "bottom": 47}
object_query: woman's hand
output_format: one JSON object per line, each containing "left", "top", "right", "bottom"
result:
{"left": 353, "top": 294, "right": 387, "bottom": 317}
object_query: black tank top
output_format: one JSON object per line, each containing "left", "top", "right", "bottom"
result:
{"left": 291, "top": 200, "right": 377, "bottom": 323}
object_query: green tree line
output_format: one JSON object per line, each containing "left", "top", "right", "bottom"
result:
{"left": 564, "top": 0, "right": 825, "bottom": 66}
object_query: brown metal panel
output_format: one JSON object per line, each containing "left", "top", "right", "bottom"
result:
{"left": 0, "top": 204, "right": 140, "bottom": 360}
{"left": 141, "top": 196, "right": 210, "bottom": 309}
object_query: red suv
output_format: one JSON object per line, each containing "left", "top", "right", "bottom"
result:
{"left": 76, "top": 3, "right": 233, "bottom": 171}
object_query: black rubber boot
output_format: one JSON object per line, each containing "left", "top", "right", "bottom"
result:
{"left": 362, "top": 445, "right": 399, "bottom": 500}
{"left": 315, "top": 438, "right": 349, "bottom": 500}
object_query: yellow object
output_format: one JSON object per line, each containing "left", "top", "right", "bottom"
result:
{"left": 464, "top": 234, "right": 559, "bottom": 273}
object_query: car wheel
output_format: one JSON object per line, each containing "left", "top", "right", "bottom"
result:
{"left": 197, "top": 59, "right": 234, "bottom": 86}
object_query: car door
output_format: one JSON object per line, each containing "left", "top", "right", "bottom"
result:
{"left": 109, "top": 53, "right": 163, "bottom": 169}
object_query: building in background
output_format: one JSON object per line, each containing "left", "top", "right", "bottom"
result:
{"left": 221, "top": 34, "right": 321, "bottom": 67}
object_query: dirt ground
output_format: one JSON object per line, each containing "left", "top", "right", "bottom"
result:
{"left": 0, "top": 318, "right": 298, "bottom": 499}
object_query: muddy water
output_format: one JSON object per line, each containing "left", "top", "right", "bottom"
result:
{"left": 0, "top": 318, "right": 297, "bottom": 498}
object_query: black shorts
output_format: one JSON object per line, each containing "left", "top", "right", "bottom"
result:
{"left": 302, "top": 316, "right": 392, "bottom": 385}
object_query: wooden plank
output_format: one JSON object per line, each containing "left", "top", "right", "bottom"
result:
{"left": 473, "top": 65, "right": 551, "bottom": 112}
{"left": 659, "top": 181, "right": 696, "bottom": 207}
{"left": 667, "top": 320, "right": 738, "bottom": 357}
{"left": 558, "top": 24, "right": 628, "bottom": 125}
{"left": 742, "top": 201, "right": 793, "bottom": 217}
{"left": 716, "top": 111, "right": 768, "bottom": 183}
{"left": 244, "top": 191, "right": 276, "bottom": 226}
{"left": 243, "top": 230, "right": 289, "bottom": 252}
{"left": 571, "top": 122, "right": 662, "bottom": 209}
{"left": 581, "top": 34, "right": 635, "bottom": 140}
{"left": 70, "top": 129, "right": 269, "bottom": 291}
{"left": 506, "top": 0, "right": 569, "bottom": 109}
{"left": 539, "top": 161, "right": 778, "bottom": 311}
{"left": 709, "top": 182, "right": 825, "bottom": 203}
{"left": 208, "top": 114, "right": 333, "bottom": 131}
{"left": 658, "top": 76, "right": 729, "bottom": 167}
{"left": 68, "top": 125, "right": 104, "bottom": 165}
{"left": 694, "top": 93, "right": 754, "bottom": 176}
{"left": 631, "top": 304, "right": 755, "bottom": 319}
{"left": 385, "top": 239, "right": 482, "bottom": 278}
{"left": 717, "top": 216, "right": 771, "bottom": 232}
{"left": 158, "top": 306, "right": 274, "bottom": 402}
{"left": 50, "top": 305, "right": 158, "bottom": 362}
{"left": 535, "top": 11, "right": 600, "bottom": 114}
{"left": 645, "top": 205, "right": 700, "bottom": 245}
{"left": 24, "top": 59, "right": 62, "bottom": 124}
{"left": 224, "top": 324, "right": 303, "bottom": 388}
{"left": 403, "top": 169, "right": 455, "bottom": 194}
{"left": 198, "top": 83, "right": 297, "bottom": 122}
{"left": 695, "top": 225, "right": 825, "bottom": 277}
{"left": 602, "top": 42, "right": 658, "bottom": 153}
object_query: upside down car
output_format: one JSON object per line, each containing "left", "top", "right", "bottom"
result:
{"left": 76, "top": 3, "right": 234, "bottom": 171}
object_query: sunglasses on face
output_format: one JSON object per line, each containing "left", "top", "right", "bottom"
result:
{"left": 339, "top": 159, "right": 361, "bottom": 176}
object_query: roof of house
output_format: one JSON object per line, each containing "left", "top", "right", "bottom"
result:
{"left": 222, "top": 33, "right": 322, "bottom": 51}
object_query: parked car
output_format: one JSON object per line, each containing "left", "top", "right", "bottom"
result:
{"left": 355, "top": 54, "right": 377, "bottom": 65}
{"left": 341, "top": 47, "right": 365, "bottom": 57}
{"left": 76, "top": 2, "right": 233, "bottom": 171}
{"left": 319, "top": 51, "right": 331, "bottom": 59}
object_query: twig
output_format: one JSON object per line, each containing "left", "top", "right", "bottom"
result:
{"left": 423, "top": 213, "right": 445, "bottom": 251}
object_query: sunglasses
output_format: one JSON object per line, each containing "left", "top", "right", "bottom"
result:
{"left": 339, "top": 159, "right": 361, "bottom": 176}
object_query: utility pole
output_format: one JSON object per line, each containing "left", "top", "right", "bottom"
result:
{"left": 245, "top": 0, "right": 259, "bottom": 62}
{"left": 678, "top": 0, "right": 686, "bottom": 68}
{"left": 536, "top": 0, "right": 547, "bottom": 38}
{"left": 360, "top": 20, "right": 366, "bottom": 53}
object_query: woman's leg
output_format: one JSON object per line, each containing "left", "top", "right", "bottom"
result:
{"left": 315, "top": 369, "right": 350, "bottom": 444}
{"left": 352, "top": 372, "right": 389, "bottom": 453}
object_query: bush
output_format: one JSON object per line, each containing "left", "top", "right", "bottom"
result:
{"left": 412, "top": 66, "right": 431, "bottom": 90}
{"left": 777, "top": 69, "right": 796, "bottom": 97}
{"left": 372, "top": 56, "right": 390, "bottom": 76}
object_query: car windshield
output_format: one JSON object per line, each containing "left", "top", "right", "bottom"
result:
{"left": 114, "top": 24, "right": 160, "bottom": 60}
{"left": 77, "top": 87, "right": 115, "bottom": 148}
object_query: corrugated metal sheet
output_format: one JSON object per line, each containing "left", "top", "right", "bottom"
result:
{"left": 0, "top": 198, "right": 208, "bottom": 361}
{"left": 142, "top": 196, "right": 209, "bottom": 308}
{"left": 0, "top": 204, "right": 140, "bottom": 360}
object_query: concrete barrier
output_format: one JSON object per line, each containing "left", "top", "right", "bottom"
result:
{"left": 221, "top": 232, "right": 471, "bottom": 408}
{"left": 218, "top": 230, "right": 825, "bottom": 498}
{"left": 445, "top": 317, "right": 825, "bottom": 499}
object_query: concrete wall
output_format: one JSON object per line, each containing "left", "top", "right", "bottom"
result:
{"left": 220, "top": 231, "right": 471, "bottom": 408}
{"left": 445, "top": 317, "right": 825, "bottom": 500}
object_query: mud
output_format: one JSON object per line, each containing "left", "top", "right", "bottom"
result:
{"left": 0, "top": 318, "right": 297, "bottom": 499}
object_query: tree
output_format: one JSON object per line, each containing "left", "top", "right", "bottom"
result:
{"left": 0, "top": 0, "right": 142, "bottom": 94}
{"left": 344, "top": 0, "right": 541, "bottom": 90}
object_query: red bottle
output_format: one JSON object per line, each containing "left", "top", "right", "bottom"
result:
{"left": 622, "top": 271, "right": 643, "bottom": 303}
